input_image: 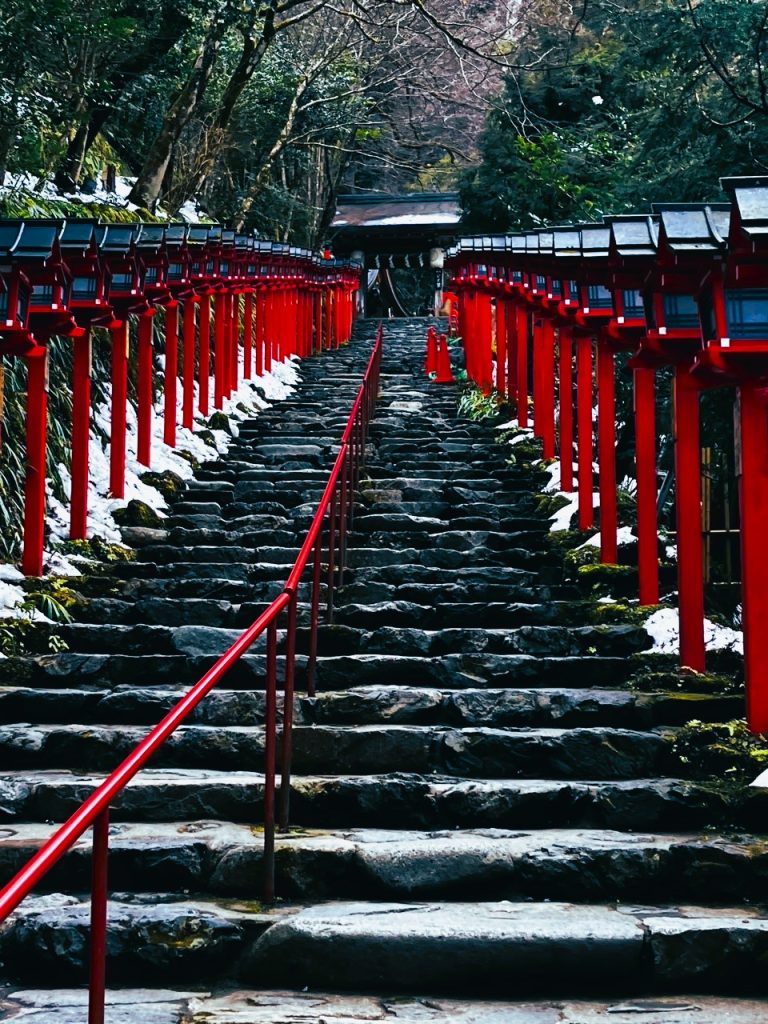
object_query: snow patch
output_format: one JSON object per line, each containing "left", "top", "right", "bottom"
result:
{"left": 643, "top": 606, "right": 743, "bottom": 655}
{"left": 579, "top": 526, "right": 637, "bottom": 550}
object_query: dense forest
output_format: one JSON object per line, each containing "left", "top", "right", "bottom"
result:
{"left": 461, "top": 0, "right": 768, "bottom": 229}
{"left": 0, "top": 0, "right": 506, "bottom": 243}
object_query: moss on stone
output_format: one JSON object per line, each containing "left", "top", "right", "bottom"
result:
{"left": 196, "top": 429, "right": 219, "bottom": 449}
{"left": 631, "top": 667, "right": 740, "bottom": 695}
{"left": 590, "top": 602, "right": 651, "bottom": 626}
{"left": 671, "top": 718, "right": 768, "bottom": 781}
{"left": 208, "top": 411, "right": 233, "bottom": 435}
{"left": 534, "top": 493, "right": 571, "bottom": 518}
{"left": 113, "top": 499, "right": 163, "bottom": 528}
{"left": 140, "top": 469, "right": 185, "bottom": 502}
{"left": 575, "top": 561, "right": 636, "bottom": 597}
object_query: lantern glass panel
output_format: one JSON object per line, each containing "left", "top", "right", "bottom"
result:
{"left": 476, "top": 264, "right": 487, "bottom": 277}
{"left": 587, "top": 284, "right": 613, "bottom": 310}
{"left": 725, "top": 289, "right": 768, "bottom": 339}
{"left": 0, "top": 286, "right": 7, "bottom": 320}
{"left": 206, "top": 260, "right": 215, "bottom": 274}
{"left": 17, "top": 283, "right": 29, "bottom": 324}
{"left": 536, "top": 275, "right": 546, "bottom": 290}
{"left": 550, "top": 279, "right": 562, "bottom": 297}
{"left": 31, "top": 283, "right": 55, "bottom": 305}
{"left": 699, "top": 288, "right": 716, "bottom": 342}
{"left": 144, "top": 267, "right": 159, "bottom": 285}
{"left": 622, "top": 289, "right": 644, "bottom": 319}
{"left": 168, "top": 262, "right": 185, "bottom": 281}
{"left": 663, "top": 293, "right": 699, "bottom": 329}
{"left": 72, "top": 276, "right": 97, "bottom": 300}
{"left": 568, "top": 280, "right": 579, "bottom": 299}
{"left": 111, "top": 272, "right": 134, "bottom": 291}
{"left": 220, "top": 261, "right": 230, "bottom": 275}
{"left": 512, "top": 271, "right": 522, "bottom": 284}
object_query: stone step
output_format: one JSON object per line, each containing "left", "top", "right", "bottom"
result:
{"left": 0, "top": 769, "right": 746, "bottom": 830}
{"left": 1, "top": 824, "right": 764, "bottom": 905}
{"left": 0, "top": 893, "right": 290, "bottom": 985}
{"left": 0, "top": 685, "right": 739, "bottom": 729}
{"left": 0, "top": 722, "right": 673, "bottom": 778}
{"left": 239, "top": 900, "right": 768, "bottom": 996}
{"left": 0, "top": 652, "right": 641, "bottom": 690}
{"left": 6, "top": 990, "right": 768, "bottom": 1024}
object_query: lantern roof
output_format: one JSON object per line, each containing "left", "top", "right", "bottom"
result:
{"left": 552, "top": 227, "right": 581, "bottom": 257}
{"left": 579, "top": 223, "right": 611, "bottom": 258}
{"left": 1, "top": 220, "right": 65, "bottom": 259}
{"left": 98, "top": 224, "right": 140, "bottom": 253}
{"left": 135, "top": 224, "right": 166, "bottom": 250}
{"left": 0, "top": 222, "right": 24, "bottom": 257}
{"left": 60, "top": 221, "right": 97, "bottom": 253}
{"left": 509, "top": 235, "right": 527, "bottom": 255}
{"left": 606, "top": 214, "right": 658, "bottom": 257}
{"left": 651, "top": 204, "right": 729, "bottom": 252}
{"left": 524, "top": 232, "right": 540, "bottom": 255}
{"left": 186, "top": 226, "right": 210, "bottom": 246}
{"left": 720, "top": 176, "right": 768, "bottom": 238}
{"left": 165, "top": 224, "right": 188, "bottom": 246}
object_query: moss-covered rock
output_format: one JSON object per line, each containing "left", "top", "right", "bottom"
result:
{"left": 590, "top": 601, "right": 652, "bottom": 626}
{"left": 208, "top": 412, "right": 233, "bottom": 435}
{"left": 564, "top": 544, "right": 601, "bottom": 574}
{"left": 113, "top": 500, "right": 163, "bottom": 528}
{"left": 576, "top": 561, "right": 636, "bottom": 597}
{"left": 196, "top": 429, "right": 219, "bottom": 449}
{"left": 533, "top": 492, "right": 571, "bottom": 518}
{"left": 140, "top": 470, "right": 185, "bottom": 502}
{"left": 175, "top": 451, "right": 201, "bottom": 470}
{"left": 631, "top": 666, "right": 740, "bottom": 695}
{"left": 671, "top": 719, "right": 768, "bottom": 780}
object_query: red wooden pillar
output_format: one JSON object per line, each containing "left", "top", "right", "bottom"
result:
{"left": 539, "top": 319, "right": 556, "bottom": 460}
{"left": 230, "top": 292, "right": 240, "bottom": 394}
{"left": 516, "top": 305, "right": 529, "bottom": 428}
{"left": 532, "top": 317, "right": 543, "bottom": 439}
{"left": 577, "top": 335, "right": 594, "bottom": 530}
{"left": 182, "top": 297, "right": 196, "bottom": 430}
{"left": 164, "top": 303, "right": 178, "bottom": 447}
{"left": 264, "top": 290, "right": 273, "bottom": 373}
{"left": 495, "top": 298, "right": 507, "bottom": 398}
{"left": 634, "top": 366, "right": 659, "bottom": 605}
{"left": 738, "top": 384, "right": 768, "bottom": 732}
{"left": 558, "top": 326, "right": 574, "bottom": 493}
{"left": 505, "top": 301, "right": 517, "bottom": 405}
{"left": 70, "top": 330, "right": 91, "bottom": 539}
{"left": 597, "top": 342, "right": 617, "bottom": 563}
{"left": 110, "top": 321, "right": 129, "bottom": 497}
{"left": 198, "top": 293, "right": 211, "bottom": 417}
{"left": 214, "top": 291, "right": 226, "bottom": 409}
{"left": 22, "top": 348, "right": 48, "bottom": 576}
{"left": 255, "top": 292, "right": 265, "bottom": 376}
{"left": 325, "top": 291, "right": 333, "bottom": 352}
{"left": 459, "top": 292, "right": 474, "bottom": 381}
{"left": 137, "top": 312, "right": 154, "bottom": 467}
{"left": 315, "top": 293, "right": 322, "bottom": 354}
{"left": 673, "top": 367, "right": 705, "bottom": 671}
{"left": 243, "top": 293, "right": 254, "bottom": 379}
{"left": 476, "top": 292, "right": 493, "bottom": 392}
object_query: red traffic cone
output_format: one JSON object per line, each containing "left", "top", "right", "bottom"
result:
{"left": 435, "top": 334, "right": 455, "bottom": 383}
{"left": 425, "top": 327, "right": 438, "bottom": 375}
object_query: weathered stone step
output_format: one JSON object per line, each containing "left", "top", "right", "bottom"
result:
{"left": 7, "top": 989, "right": 768, "bottom": 1024}
{"left": 0, "top": 722, "right": 672, "bottom": 778}
{"left": 1, "top": 824, "right": 764, "bottom": 905}
{"left": 0, "top": 651, "right": 641, "bottom": 690}
{"left": 332, "top": 600, "right": 584, "bottom": 629}
{"left": 240, "top": 900, "right": 768, "bottom": 996}
{"left": 0, "top": 684, "right": 739, "bottom": 729}
{"left": 347, "top": 547, "right": 558, "bottom": 572}
{"left": 0, "top": 893, "right": 291, "bottom": 984}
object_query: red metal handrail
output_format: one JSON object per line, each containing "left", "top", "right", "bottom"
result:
{"left": 0, "top": 324, "right": 383, "bottom": 1024}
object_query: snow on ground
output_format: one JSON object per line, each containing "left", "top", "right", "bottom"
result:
{"left": 643, "top": 606, "right": 743, "bottom": 655}
{"left": 1, "top": 349, "right": 300, "bottom": 599}
{"left": 549, "top": 493, "right": 580, "bottom": 532}
{"left": 579, "top": 526, "right": 637, "bottom": 549}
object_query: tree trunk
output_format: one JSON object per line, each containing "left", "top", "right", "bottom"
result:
{"left": 173, "top": 16, "right": 274, "bottom": 209}
{"left": 128, "top": 17, "right": 226, "bottom": 211}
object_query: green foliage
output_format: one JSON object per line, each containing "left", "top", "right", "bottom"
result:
{"left": 457, "top": 385, "right": 506, "bottom": 421}
{"left": 672, "top": 719, "right": 768, "bottom": 781}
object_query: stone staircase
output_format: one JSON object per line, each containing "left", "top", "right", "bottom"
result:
{"left": 0, "top": 319, "right": 767, "bottom": 1021}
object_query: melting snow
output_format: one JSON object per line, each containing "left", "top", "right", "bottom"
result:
{"left": 643, "top": 606, "right": 743, "bottom": 655}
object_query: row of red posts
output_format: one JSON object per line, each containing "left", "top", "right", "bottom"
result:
{"left": 446, "top": 175, "right": 768, "bottom": 733}
{"left": 424, "top": 325, "right": 455, "bottom": 383}
{"left": 0, "top": 220, "right": 360, "bottom": 579}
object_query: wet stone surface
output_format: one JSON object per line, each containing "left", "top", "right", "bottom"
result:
{"left": 0, "top": 319, "right": 766, "bottom": 1005}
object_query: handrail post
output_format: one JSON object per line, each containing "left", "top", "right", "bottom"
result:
{"left": 263, "top": 620, "right": 278, "bottom": 902}
{"left": 279, "top": 591, "right": 298, "bottom": 830}
{"left": 88, "top": 808, "right": 109, "bottom": 1024}
{"left": 326, "top": 490, "right": 338, "bottom": 624}
{"left": 307, "top": 540, "right": 322, "bottom": 696}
